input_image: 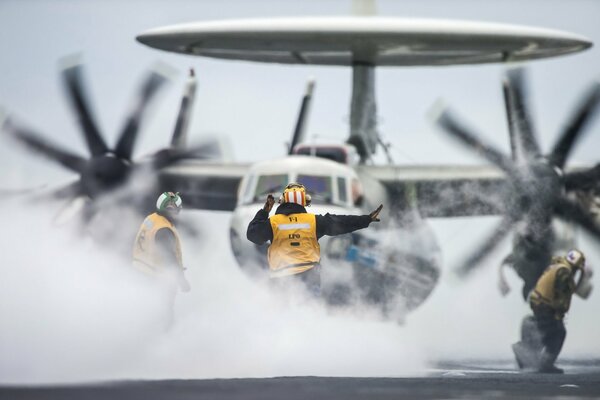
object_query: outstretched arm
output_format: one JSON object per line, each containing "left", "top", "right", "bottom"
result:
{"left": 316, "top": 204, "right": 383, "bottom": 239}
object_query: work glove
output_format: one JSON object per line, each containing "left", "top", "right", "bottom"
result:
{"left": 369, "top": 204, "right": 383, "bottom": 222}
{"left": 263, "top": 194, "right": 275, "bottom": 213}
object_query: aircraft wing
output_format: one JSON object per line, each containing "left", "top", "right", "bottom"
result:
{"left": 357, "top": 164, "right": 507, "bottom": 218}
{"left": 159, "top": 160, "right": 249, "bottom": 211}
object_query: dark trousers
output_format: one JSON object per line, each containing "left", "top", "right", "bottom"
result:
{"left": 515, "top": 310, "right": 566, "bottom": 370}
{"left": 533, "top": 309, "right": 566, "bottom": 366}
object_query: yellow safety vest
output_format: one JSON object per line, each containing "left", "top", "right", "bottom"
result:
{"left": 132, "top": 212, "right": 183, "bottom": 274}
{"left": 530, "top": 261, "right": 575, "bottom": 314}
{"left": 268, "top": 213, "right": 320, "bottom": 278}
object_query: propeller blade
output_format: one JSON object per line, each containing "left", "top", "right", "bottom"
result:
{"left": 288, "top": 78, "right": 315, "bottom": 155}
{"left": 0, "top": 186, "right": 47, "bottom": 197}
{"left": 45, "top": 180, "right": 83, "bottom": 200}
{"left": 502, "top": 80, "right": 519, "bottom": 161}
{"left": 114, "top": 68, "right": 169, "bottom": 160}
{"left": 3, "top": 118, "right": 86, "bottom": 173}
{"left": 29, "top": 180, "right": 83, "bottom": 203}
{"left": 61, "top": 59, "right": 108, "bottom": 157}
{"left": 53, "top": 195, "right": 95, "bottom": 227}
{"left": 170, "top": 68, "right": 198, "bottom": 150}
{"left": 150, "top": 139, "right": 223, "bottom": 170}
{"left": 564, "top": 164, "right": 600, "bottom": 191}
{"left": 555, "top": 196, "right": 600, "bottom": 240}
{"left": 550, "top": 81, "right": 600, "bottom": 168}
{"left": 504, "top": 68, "right": 541, "bottom": 160}
{"left": 455, "top": 216, "right": 515, "bottom": 277}
{"left": 430, "top": 103, "right": 517, "bottom": 177}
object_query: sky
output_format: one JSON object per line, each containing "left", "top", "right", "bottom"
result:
{"left": 1, "top": 0, "right": 600, "bottom": 384}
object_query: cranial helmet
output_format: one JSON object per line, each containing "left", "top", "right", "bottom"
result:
{"left": 156, "top": 191, "right": 182, "bottom": 213}
{"left": 279, "top": 182, "right": 311, "bottom": 207}
{"left": 566, "top": 249, "right": 585, "bottom": 269}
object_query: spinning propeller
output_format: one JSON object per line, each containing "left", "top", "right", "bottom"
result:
{"left": 2, "top": 59, "right": 218, "bottom": 218}
{"left": 432, "top": 67, "right": 600, "bottom": 290}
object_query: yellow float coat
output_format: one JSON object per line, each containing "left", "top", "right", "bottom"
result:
{"left": 268, "top": 213, "right": 320, "bottom": 277}
{"left": 530, "top": 261, "right": 575, "bottom": 316}
{"left": 132, "top": 212, "right": 183, "bottom": 273}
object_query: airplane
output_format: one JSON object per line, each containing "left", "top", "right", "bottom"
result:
{"left": 2, "top": 10, "right": 599, "bottom": 322}
{"left": 127, "top": 15, "right": 600, "bottom": 321}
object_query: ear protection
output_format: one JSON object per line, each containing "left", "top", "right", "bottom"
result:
{"left": 278, "top": 182, "right": 311, "bottom": 207}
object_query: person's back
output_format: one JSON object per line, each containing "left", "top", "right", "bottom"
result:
{"left": 529, "top": 256, "right": 577, "bottom": 319}
{"left": 133, "top": 212, "right": 182, "bottom": 274}
{"left": 132, "top": 192, "right": 190, "bottom": 327}
{"left": 268, "top": 211, "right": 320, "bottom": 278}
{"left": 247, "top": 182, "right": 382, "bottom": 296}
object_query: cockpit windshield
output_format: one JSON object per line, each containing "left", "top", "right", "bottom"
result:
{"left": 253, "top": 174, "right": 288, "bottom": 201}
{"left": 298, "top": 175, "right": 333, "bottom": 204}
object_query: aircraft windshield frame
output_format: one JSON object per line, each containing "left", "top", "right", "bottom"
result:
{"left": 297, "top": 174, "right": 335, "bottom": 205}
{"left": 242, "top": 172, "right": 351, "bottom": 207}
{"left": 251, "top": 174, "right": 288, "bottom": 203}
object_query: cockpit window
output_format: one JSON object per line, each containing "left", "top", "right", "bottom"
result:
{"left": 298, "top": 175, "right": 333, "bottom": 204}
{"left": 337, "top": 177, "right": 347, "bottom": 203}
{"left": 254, "top": 174, "right": 288, "bottom": 201}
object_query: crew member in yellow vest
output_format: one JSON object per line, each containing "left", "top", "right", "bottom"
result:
{"left": 246, "top": 182, "right": 383, "bottom": 296}
{"left": 133, "top": 191, "right": 191, "bottom": 293}
{"left": 512, "top": 249, "right": 586, "bottom": 374}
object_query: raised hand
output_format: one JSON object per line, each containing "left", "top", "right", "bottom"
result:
{"left": 369, "top": 204, "right": 383, "bottom": 222}
{"left": 263, "top": 194, "right": 275, "bottom": 213}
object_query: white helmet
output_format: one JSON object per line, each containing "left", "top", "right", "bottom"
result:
{"left": 566, "top": 249, "right": 585, "bottom": 269}
{"left": 156, "top": 191, "right": 182, "bottom": 213}
{"left": 279, "top": 182, "right": 312, "bottom": 206}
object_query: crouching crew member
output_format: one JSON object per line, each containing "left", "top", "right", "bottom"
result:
{"left": 512, "top": 249, "right": 587, "bottom": 373}
{"left": 246, "top": 182, "right": 383, "bottom": 296}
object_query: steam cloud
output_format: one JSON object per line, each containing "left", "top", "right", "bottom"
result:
{"left": 0, "top": 202, "right": 599, "bottom": 384}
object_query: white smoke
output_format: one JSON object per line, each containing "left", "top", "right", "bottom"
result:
{"left": 0, "top": 202, "right": 425, "bottom": 384}
{"left": 0, "top": 200, "right": 169, "bottom": 383}
{"left": 1, "top": 202, "right": 599, "bottom": 385}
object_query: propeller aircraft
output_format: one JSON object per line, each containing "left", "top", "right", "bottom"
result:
{"left": 2, "top": 5, "right": 600, "bottom": 322}
{"left": 129, "top": 16, "right": 600, "bottom": 320}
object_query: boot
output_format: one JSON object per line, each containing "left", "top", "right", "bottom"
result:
{"left": 538, "top": 348, "right": 563, "bottom": 374}
{"left": 512, "top": 343, "right": 524, "bottom": 369}
{"left": 538, "top": 364, "right": 564, "bottom": 374}
{"left": 512, "top": 342, "right": 538, "bottom": 370}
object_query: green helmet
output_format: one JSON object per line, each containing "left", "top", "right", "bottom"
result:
{"left": 156, "top": 191, "right": 182, "bottom": 213}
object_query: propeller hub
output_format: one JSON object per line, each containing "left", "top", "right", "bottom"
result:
{"left": 509, "top": 159, "right": 562, "bottom": 215}
{"left": 81, "top": 154, "right": 131, "bottom": 198}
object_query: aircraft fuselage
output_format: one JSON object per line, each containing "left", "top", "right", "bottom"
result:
{"left": 228, "top": 155, "right": 441, "bottom": 320}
